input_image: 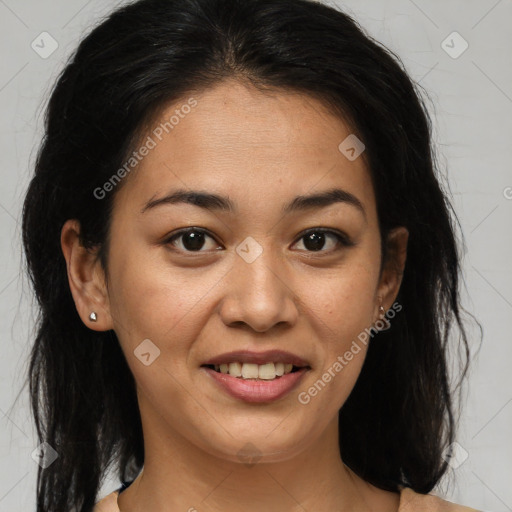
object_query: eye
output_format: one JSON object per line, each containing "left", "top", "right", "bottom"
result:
{"left": 164, "top": 227, "right": 354, "bottom": 254}
{"left": 165, "top": 228, "right": 222, "bottom": 253}
{"left": 292, "top": 228, "right": 353, "bottom": 253}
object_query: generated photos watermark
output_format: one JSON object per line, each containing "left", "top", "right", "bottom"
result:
{"left": 297, "top": 301, "right": 402, "bottom": 405}
{"left": 93, "top": 97, "right": 198, "bottom": 200}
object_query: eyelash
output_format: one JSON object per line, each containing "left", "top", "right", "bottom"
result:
{"left": 164, "top": 227, "right": 354, "bottom": 254}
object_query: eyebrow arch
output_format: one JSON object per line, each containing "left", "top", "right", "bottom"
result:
{"left": 140, "top": 187, "right": 366, "bottom": 220}
{"left": 283, "top": 188, "right": 366, "bottom": 220}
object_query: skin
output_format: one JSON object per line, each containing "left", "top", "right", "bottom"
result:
{"left": 61, "top": 79, "right": 408, "bottom": 512}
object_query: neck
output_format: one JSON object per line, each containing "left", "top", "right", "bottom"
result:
{"left": 117, "top": 399, "right": 399, "bottom": 512}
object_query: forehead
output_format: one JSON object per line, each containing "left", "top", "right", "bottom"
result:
{"left": 114, "top": 79, "right": 375, "bottom": 219}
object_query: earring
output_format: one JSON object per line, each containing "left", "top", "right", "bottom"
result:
{"left": 377, "top": 302, "right": 391, "bottom": 329}
{"left": 89, "top": 311, "right": 98, "bottom": 322}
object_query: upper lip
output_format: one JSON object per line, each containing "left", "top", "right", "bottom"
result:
{"left": 202, "top": 350, "right": 310, "bottom": 367}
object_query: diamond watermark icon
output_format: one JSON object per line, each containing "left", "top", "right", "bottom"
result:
{"left": 31, "top": 32, "right": 59, "bottom": 59}
{"left": 236, "top": 236, "right": 263, "bottom": 263}
{"left": 338, "top": 134, "right": 365, "bottom": 161}
{"left": 236, "top": 442, "right": 263, "bottom": 468}
{"left": 441, "top": 31, "right": 468, "bottom": 59}
{"left": 31, "top": 442, "right": 59, "bottom": 469}
{"left": 134, "top": 338, "right": 161, "bottom": 366}
{"left": 441, "top": 441, "right": 469, "bottom": 469}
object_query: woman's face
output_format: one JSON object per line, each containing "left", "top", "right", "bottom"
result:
{"left": 69, "top": 79, "right": 408, "bottom": 463}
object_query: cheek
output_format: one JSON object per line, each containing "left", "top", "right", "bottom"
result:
{"left": 295, "top": 257, "right": 378, "bottom": 407}
{"left": 301, "top": 260, "right": 379, "bottom": 337}
{"left": 109, "top": 259, "right": 201, "bottom": 408}
{"left": 108, "top": 245, "right": 212, "bottom": 338}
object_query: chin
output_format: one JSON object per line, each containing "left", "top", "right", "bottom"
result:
{"left": 192, "top": 426, "right": 312, "bottom": 465}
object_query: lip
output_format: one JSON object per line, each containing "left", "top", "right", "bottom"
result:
{"left": 201, "top": 349, "right": 310, "bottom": 367}
{"left": 201, "top": 366, "right": 309, "bottom": 403}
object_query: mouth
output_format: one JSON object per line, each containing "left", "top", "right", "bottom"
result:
{"left": 200, "top": 350, "right": 311, "bottom": 402}
{"left": 201, "top": 362, "right": 309, "bottom": 381}
{"left": 201, "top": 364, "right": 310, "bottom": 403}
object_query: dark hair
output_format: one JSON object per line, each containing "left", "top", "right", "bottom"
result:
{"left": 21, "top": 0, "right": 479, "bottom": 510}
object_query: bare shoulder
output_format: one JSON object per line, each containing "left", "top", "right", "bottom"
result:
{"left": 92, "top": 484, "right": 482, "bottom": 512}
{"left": 399, "top": 486, "right": 481, "bottom": 512}
{"left": 92, "top": 490, "right": 120, "bottom": 512}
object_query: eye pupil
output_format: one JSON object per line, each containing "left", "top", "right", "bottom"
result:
{"left": 182, "top": 231, "right": 205, "bottom": 251}
{"left": 304, "top": 232, "right": 326, "bottom": 251}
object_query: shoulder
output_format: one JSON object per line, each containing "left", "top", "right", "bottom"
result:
{"left": 93, "top": 485, "right": 481, "bottom": 512}
{"left": 92, "top": 489, "right": 120, "bottom": 512}
{"left": 399, "top": 486, "right": 481, "bottom": 512}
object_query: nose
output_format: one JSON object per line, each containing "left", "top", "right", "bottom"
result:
{"left": 218, "top": 249, "right": 299, "bottom": 333}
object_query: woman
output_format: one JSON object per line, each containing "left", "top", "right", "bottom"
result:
{"left": 21, "top": 0, "right": 482, "bottom": 510}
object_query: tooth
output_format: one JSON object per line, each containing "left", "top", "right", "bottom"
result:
{"left": 212, "top": 361, "right": 298, "bottom": 378}
{"left": 241, "top": 363, "right": 259, "bottom": 379}
{"left": 228, "top": 362, "right": 242, "bottom": 377}
{"left": 258, "top": 362, "right": 276, "bottom": 380}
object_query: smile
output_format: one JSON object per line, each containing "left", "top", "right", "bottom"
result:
{"left": 203, "top": 362, "right": 306, "bottom": 380}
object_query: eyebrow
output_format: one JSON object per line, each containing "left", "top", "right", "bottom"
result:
{"left": 140, "top": 187, "right": 366, "bottom": 220}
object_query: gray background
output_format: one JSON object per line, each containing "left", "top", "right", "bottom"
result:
{"left": 0, "top": 0, "right": 511, "bottom": 510}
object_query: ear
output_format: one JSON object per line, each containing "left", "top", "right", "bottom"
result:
{"left": 60, "top": 219, "right": 114, "bottom": 331}
{"left": 375, "top": 226, "right": 409, "bottom": 318}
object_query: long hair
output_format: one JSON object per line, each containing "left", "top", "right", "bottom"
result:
{"left": 21, "top": 0, "right": 478, "bottom": 509}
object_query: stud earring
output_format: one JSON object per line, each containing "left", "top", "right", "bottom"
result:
{"left": 89, "top": 311, "right": 98, "bottom": 322}
{"left": 377, "top": 303, "right": 391, "bottom": 329}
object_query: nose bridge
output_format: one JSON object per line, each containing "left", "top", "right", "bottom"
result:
{"left": 220, "top": 236, "right": 298, "bottom": 332}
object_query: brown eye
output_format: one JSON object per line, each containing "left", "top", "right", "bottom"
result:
{"left": 293, "top": 228, "right": 354, "bottom": 253}
{"left": 165, "top": 228, "right": 222, "bottom": 253}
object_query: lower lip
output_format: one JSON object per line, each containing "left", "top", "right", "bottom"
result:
{"left": 201, "top": 367, "right": 309, "bottom": 403}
